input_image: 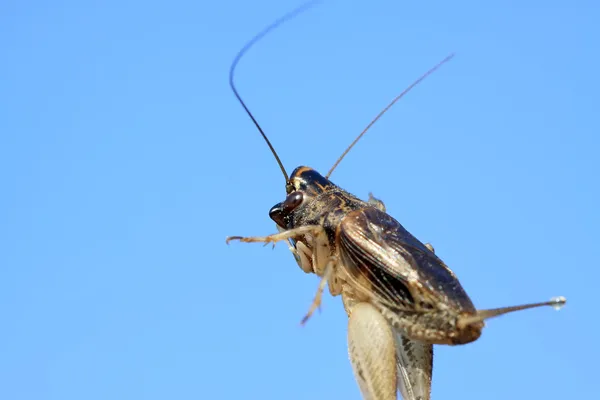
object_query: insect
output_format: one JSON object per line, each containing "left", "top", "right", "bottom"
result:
{"left": 226, "top": 3, "right": 567, "bottom": 400}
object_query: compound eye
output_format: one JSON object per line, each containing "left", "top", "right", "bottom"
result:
{"left": 283, "top": 191, "right": 303, "bottom": 213}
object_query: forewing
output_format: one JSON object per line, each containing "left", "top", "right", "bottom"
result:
{"left": 337, "top": 207, "right": 475, "bottom": 312}
{"left": 395, "top": 333, "right": 433, "bottom": 400}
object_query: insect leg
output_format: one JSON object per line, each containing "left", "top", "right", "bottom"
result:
{"left": 275, "top": 224, "right": 315, "bottom": 274}
{"left": 348, "top": 302, "right": 397, "bottom": 400}
{"left": 300, "top": 256, "right": 337, "bottom": 325}
{"left": 226, "top": 225, "right": 323, "bottom": 246}
{"left": 294, "top": 240, "right": 314, "bottom": 273}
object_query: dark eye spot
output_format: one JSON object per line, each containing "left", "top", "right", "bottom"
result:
{"left": 283, "top": 191, "right": 303, "bottom": 213}
{"left": 269, "top": 192, "right": 304, "bottom": 228}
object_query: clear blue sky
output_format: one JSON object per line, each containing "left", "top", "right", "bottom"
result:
{"left": 1, "top": 1, "right": 597, "bottom": 399}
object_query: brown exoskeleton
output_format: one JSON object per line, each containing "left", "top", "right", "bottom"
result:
{"left": 226, "top": 3, "right": 567, "bottom": 400}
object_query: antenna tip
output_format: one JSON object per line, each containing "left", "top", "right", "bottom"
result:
{"left": 550, "top": 296, "right": 567, "bottom": 310}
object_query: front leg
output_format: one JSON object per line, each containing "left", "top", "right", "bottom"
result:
{"left": 226, "top": 225, "right": 323, "bottom": 246}
{"left": 348, "top": 302, "right": 397, "bottom": 400}
{"left": 229, "top": 226, "right": 337, "bottom": 325}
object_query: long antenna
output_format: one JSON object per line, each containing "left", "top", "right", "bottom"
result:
{"left": 229, "top": 1, "right": 321, "bottom": 184}
{"left": 326, "top": 53, "right": 455, "bottom": 178}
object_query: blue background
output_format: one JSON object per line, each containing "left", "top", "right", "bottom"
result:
{"left": 1, "top": 1, "right": 597, "bottom": 399}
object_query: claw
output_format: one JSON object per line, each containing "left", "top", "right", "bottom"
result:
{"left": 225, "top": 236, "right": 243, "bottom": 244}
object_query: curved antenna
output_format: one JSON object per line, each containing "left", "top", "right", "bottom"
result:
{"left": 229, "top": 0, "right": 321, "bottom": 184}
{"left": 326, "top": 53, "right": 455, "bottom": 178}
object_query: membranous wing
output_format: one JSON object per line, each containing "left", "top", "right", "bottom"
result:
{"left": 337, "top": 207, "right": 475, "bottom": 313}
{"left": 395, "top": 332, "right": 433, "bottom": 400}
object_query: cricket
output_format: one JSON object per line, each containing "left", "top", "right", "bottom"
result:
{"left": 225, "top": 3, "right": 567, "bottom": 400}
